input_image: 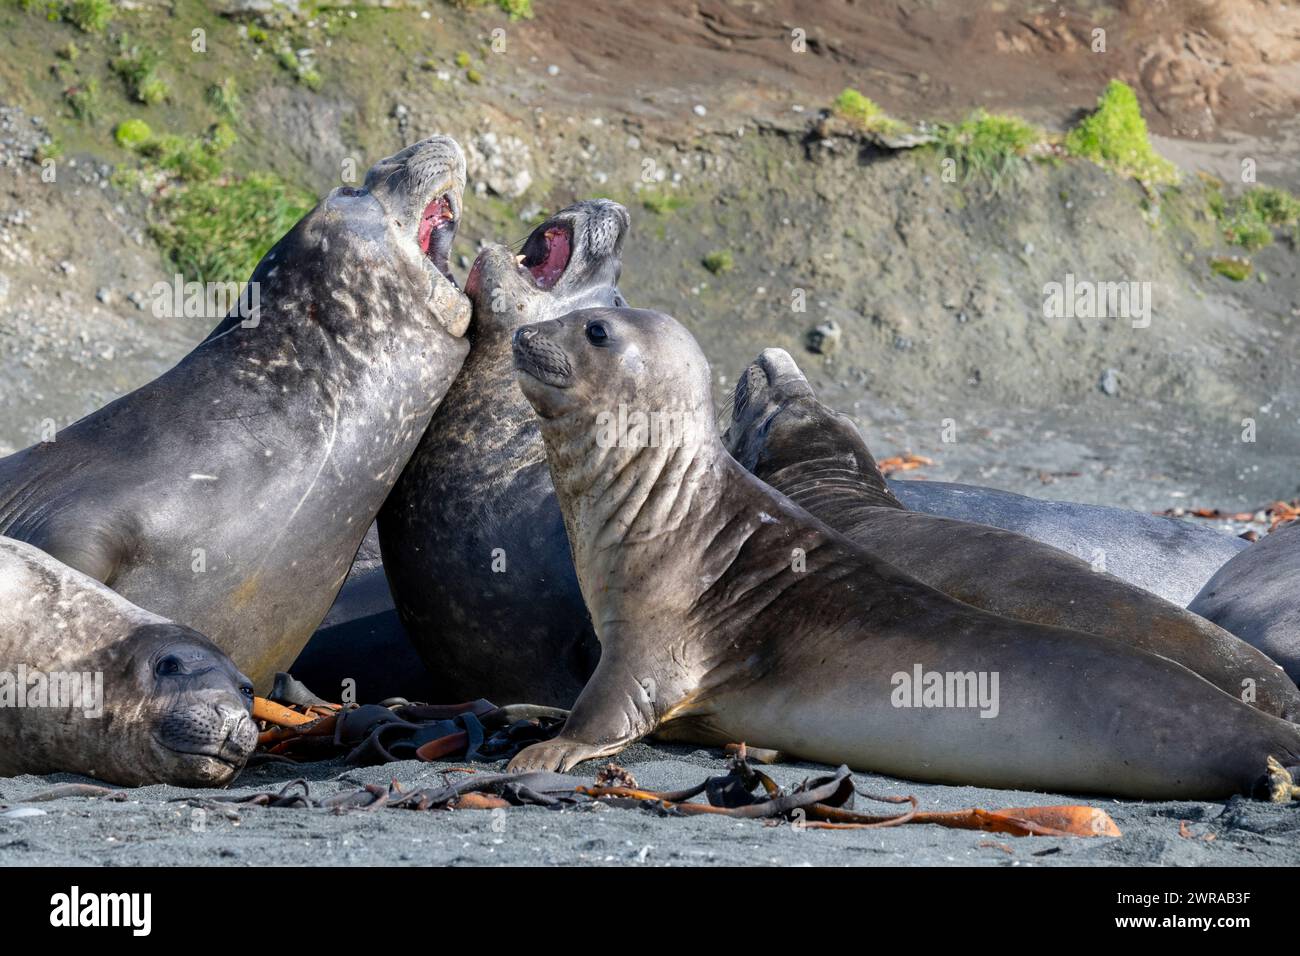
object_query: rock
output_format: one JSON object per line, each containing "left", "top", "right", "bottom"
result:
{"left": 1099, "top": 367, "right": 1120, "bottom": 396}
{"left": 806, "top": 320, "right": 842, "bottom": 356}
{"left": 693, "top": 104, "right": 708, "bottom": 117}
{"left": 96, "top": 286, "right": 112, "bottom": 305}
{"left": 0, "top": 273, "right": 9, "bottom": 305}
{"left": 465, "top": 132, "right": 533, "bottom": 199}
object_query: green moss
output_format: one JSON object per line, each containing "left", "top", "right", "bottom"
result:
{"left": 497, "top": 0, "right": 534, "bottom": 19}
{"left": 1209, "top": 256, "right": 1252, "bottom": 281}
{"left": 702, "top": 249, "right": 734, "bottom": 274}
{"left": 466, "top": 67, "right": 483, "bottom": 84}
{"left": 832, "top": 88, "right": 904, "bottom": 136}
{"left": 454, "top": 50, "right": 471, "bottom": 68}
{"left": 151, "top": 173, "right": 316, "bottom": 284}
{"left": 934, "top": 109, "right": 1043, "bottom": 193}
{"left": 1064, "top": 80, "right": 1177, "bottom": 185}
{"left": 62, "top": 0, "right": 112, "bottom": 33}
{"left": 138, "top": 124, "right": 235, "bottom": 182}
{"left": 57, "top": 40, "right": 79, "bottom": 60}
{"left": 113, "top": 117, "right": 152, "bottom": 149}
{"left": 641, "top": 188, "right": 689, "bottom": 215}
{"left": 112, "top": 38, "right": 169, "bottom": 105}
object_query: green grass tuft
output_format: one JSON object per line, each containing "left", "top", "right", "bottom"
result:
{"left": 151, "top": 174, "right": 317, "bottom": 284}
{"left": 112, "top": 38, "right": 169, "bottom": 105}
{"left": 1209, "top": 256, "right": 1252, "bottom": 281}
{"left": 1065, "top": 80, "right": 1177, "bottom": 185}
{"left": 207, "top": 77, "right": 241, "bottom": 120}
{"left": 641, "top": 188, "right": 689, "bottom": 215}
{"left": 934, "top": 109, "right": 1043, "bottom": 193}
{"left": 62, "top": 0, "right": 113, "bottom": 33}
{"left": 64, "top": 77, "right": 99, "bottom": 123}
{"left": 832, "top": 88, "right": 904, "bottom": 136}
{"left": 702, "top": 249, "right": 734, "bottom": 274}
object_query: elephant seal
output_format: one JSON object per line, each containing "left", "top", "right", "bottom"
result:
{"left": 0, "top": 536, "right": 256, "bottom": 786}
{"left": 885, "top": 479, "right": 1246, "bottom": 608}
{"left": 723, "top": 348, "right": 1300, "bottom": 720}
{"left": 0, "top": 135, "right": 472, "bottom": 691}
{"left": 378, "top": 199, "right": 630, "bottom": 707}
{"left": 504, "top": 308, "right": 1300, "bottom": 799}
{"left": 1190, "top": 521, "right": 1300, "bottom": 684}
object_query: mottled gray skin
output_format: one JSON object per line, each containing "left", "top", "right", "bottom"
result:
{"left": 505, "top": 308, "right": 1300, "bottom": 799}
{"left": 0, "top": 536, "right": 256, "bottom": 786}
{"left": 886, "top": 479, "right": 1246, "bottom": 608}
{"left": 0, "top": 136, "right": 471, "bottom": 691}
{"left": 379, "top": 200, "right": 629, "bottom": 707}
{"left": 1190, "top": 521, "right": 1300, "bottom": 684}
{"left": 723, "top": 348, "right": 1300, "bottom": 720}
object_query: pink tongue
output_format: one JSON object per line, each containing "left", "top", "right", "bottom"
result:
{"left": 418, "top": 198, "right": 450, "bottom": 255}
{"left": 531, "top": 228, "right": 571, "bottom": 288}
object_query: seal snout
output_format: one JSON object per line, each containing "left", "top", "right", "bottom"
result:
{"left": 512, "top": 324, "right": 573, "bottom": 387}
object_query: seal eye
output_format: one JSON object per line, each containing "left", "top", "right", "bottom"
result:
{"left": 239, "top": 683, "right": 254, "bottom": 700}
{"left": 586, "top": 321, "right": 610, "bottom": 346}
{"left": 156, "top": 656, "right": 182, "bottom": 677}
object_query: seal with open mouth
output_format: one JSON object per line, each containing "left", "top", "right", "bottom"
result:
{"left": 503, "top": 308, "right": 1300, "bottom": 799}
{"left": 723, "top": 348, "right": 1300, "bottom": 720}
{"left": 0, "top": 536, "right": 257, "bottom": 786}
{"left": 377, "top": 199, "right": 629, "bottom": 707}
{"left": 0, "top": 135, "right": 472, "bottom": 691}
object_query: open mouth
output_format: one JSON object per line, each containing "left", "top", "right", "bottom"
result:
{"left": 519, "top": 220, "right": 574, "bottom": 289}
{"left": 417, "top": 193, "right": 458, "bottom": 282}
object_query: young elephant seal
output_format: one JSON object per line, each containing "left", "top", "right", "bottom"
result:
{"left": 1190, "top": 521, "right": 1300, "bottom": 685}
{"left": 723, "top": 348, "right": 1300, "bottom": 720}
{"left": 0, "top": 136, "right": 472, "bottom": 690}
{"left": 0, "top": 537, "right": 256, "bottom": 786}
{"left": 379, "top": 199, "right": 630, "bottom": 707}
{"left": 505, "top": 308, "right": 1300, "bottom": 799}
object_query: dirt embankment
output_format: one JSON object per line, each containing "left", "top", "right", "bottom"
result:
{"left": 1, "top": 0, "right": 1298, "bottom": 512}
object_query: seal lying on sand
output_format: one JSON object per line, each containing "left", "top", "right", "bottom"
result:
{"left": 0, "top": 136, "right": 471, "bottom": 691}
{"left": 505, "top": 308, "right": 1300, "bottom": 799}
{"left": 0, "top": 536, "right": 256, "bottom": 786}
{"left": 723, "top": 348, "right": 1300, "bottom": 720}
{"left": 378, "top": 199, "right": 630, "bottom": 707}
{"left": 1190, "top": 521, "right": 1300, "bottom": 684}
{"left": 885, "top": 478, "right": 1246, "bottom": 608}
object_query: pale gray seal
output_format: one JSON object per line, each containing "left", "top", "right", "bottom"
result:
{"left": 885, "top": 479, "right": 1247, "bottom": 607}
{"left": 504, "top": 308, "right": 1300, "bottom": 799}
{"left": 0, "top": 135, "right": 472, "bottom": 690}
{"left": 1190, "top": 521, "right": 1300, "bottom": 684}
{"left": 0, "top": 536, "right": 256, "bottom": 786}
{"left": 723, "top": 348, "right": 1300, "bottom": 719}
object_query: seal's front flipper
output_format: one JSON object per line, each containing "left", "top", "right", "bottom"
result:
{"left": 506, "top": 650, "right": 660, "bottom": 773}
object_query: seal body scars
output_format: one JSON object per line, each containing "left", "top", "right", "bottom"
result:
{"left": 378, "top": 199, "right": 630, "bottom": 707}
{"left": 723, "top": 348, "right": 1300, "bottom": 721}
{"left": 0, "top": 136, "right": 472, "bottom": 691}
{"left": 0, "top": 536, "right": 257, "bottom": 786}
{"left": 504, "top": 309, "right": 1300, "bottom": 799}
{"left": 886, "top": 477, "right": 1247, "bottom": 607}
{"left": 1190, "top": 521, "right": 1300, "bottom": 685}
